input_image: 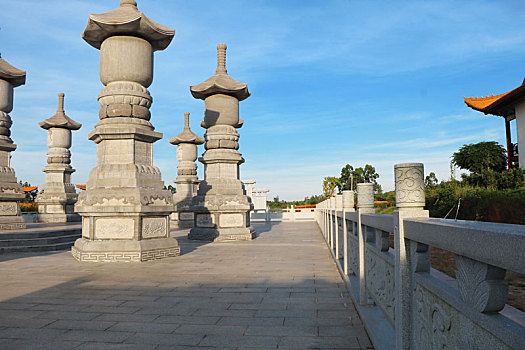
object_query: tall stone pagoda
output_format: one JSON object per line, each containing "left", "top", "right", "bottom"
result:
{"left": 72, "top": 0, "right": 180, "bottom": 262}
{"left": 189, "top": 44, "right": 255, "bottom": 241}
{"left": 169, "top": 112, "right": 204, "bottom": 228}
{"left": 36, "top": 93, "right": 81, "bottom": 223}
{"left": 0, "top": 54, "right": 26, "bottom": 230}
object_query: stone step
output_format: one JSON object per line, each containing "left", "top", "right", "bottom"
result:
{"left": 0, "top": 240, "right": 78, "bottom": 253}
{"left": 0, "top": 233, "right": 81, "bottom": 248}
{"left": 0, "top": 227, "right": 81, "bottom": 240}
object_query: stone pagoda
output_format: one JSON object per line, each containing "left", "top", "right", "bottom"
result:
{"left": 72, "top": 0, "right": 180, "bottom": 262}
{"left": 36, "top": 93, "right": 82, "bottom": 223}
{"left": 169, "top": 112, "right": 204, "bottom": 228}
{"left": 188, "top": 44, "right": 255, "bottom": 241}
{"left": 0, "top": 54, "right": 26, "bottom": 230}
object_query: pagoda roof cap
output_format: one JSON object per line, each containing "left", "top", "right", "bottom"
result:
{"left": 168, "top": 112, "right": 204, "bottom": 145}
{"left": 81, "top": 0, "right": 175, "bottom": 52}
{"left": 39, "top": 93, "right": 82, "bottom": 130}
{"left": 464, "top": 78, "right": 525, "bottom": 117}
{"left": 0, "top": 54, "right": 26, "bottom": 87}
{"left": 190, "top": 44, "right": 250, "bottom": 101}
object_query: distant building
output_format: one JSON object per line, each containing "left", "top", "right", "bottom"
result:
{"left": 464, "top": 79, "right": 525, "bottom": 169}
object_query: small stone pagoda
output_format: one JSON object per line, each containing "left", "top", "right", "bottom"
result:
{"left": 36, "top": 93, "right": 82, "bottom": 223}
{"left": 0, "top": 54, "right": 26, "bottom": 230}
{"left": 169, "top": 112, "right": 204, "bottom": 228}
{"left": 188, "top": 44, "right": 255, "bottom": 241}
{"left": 73, "top": 0, "right": 180, "bottom": 262}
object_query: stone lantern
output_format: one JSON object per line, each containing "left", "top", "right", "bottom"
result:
{"left": 36, "top": 93, "right": 82, "bottom": 223}
{"left": 168, "top": 112, "right": 204, "bottom": 228}
{"left": 188, "top": 44, "right": 255, "bottom": 241}
{"left": 0, "top": 54, "right": 26, "bottom": 230}
{"left": 72, "top": 0, "right": 180, "bottom": 262}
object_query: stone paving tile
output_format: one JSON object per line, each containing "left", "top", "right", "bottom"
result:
{"left": 278, "top": 335, "right": 361, "bottom": 349}
{"left": 0, "top": 222, "right": 372, "bottom": 349}
{"left": 174, "top": 324, "right": 246, "bottom": 335}
{"left": 108, "top": 321, "right": 179, "bottom": 333}
{"left": 199, "top": 334, "right": 279, "bottom": 348}
{"left": 0, "top": 339, "right": 82, "bottom": 350}
{"left": 45, "top": 319, "right": 116, "bottom": 331}
{"left": 61, "top": 329, "right": 133, "bottom": 343}
{"left": 124, "top": 332, "right": 204, "bottom": 346}
{"left": 245, "top": 325, "right": 317, "bottom": 336}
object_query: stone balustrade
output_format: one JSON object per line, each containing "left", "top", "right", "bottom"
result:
{"left": 316, "top": 162, "right": 525, "bottom": 349}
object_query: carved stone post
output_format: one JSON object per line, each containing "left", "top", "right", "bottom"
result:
{"left": 335, "top": 194, "right": 343, "bottom": 259}
{"left": 329, "top": 196, "right": 335, "bottom": 249}
{"left": 357, "top": 183, "right": 374, "bottom": 305}
{"left": 169, "top": 112, "right": 204, "bottom": 228}
{"left": 342, "top": 190, "right": 354, "bottom": 275}
{"left": 393, "top": 163, "right": 429, "bottom": 349}
{"left": 189, "top": 44, "right": 255, "bottom": 241}
{"left": 36, "top": 93, "right": 82, "bottom": 223}
{"left": 72, "top": 0, "right": 180, "bottom": 262}
{"left": 0, "top": 54, "right": 26, "bottom": 230}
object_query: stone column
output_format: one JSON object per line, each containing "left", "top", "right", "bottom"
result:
{"left": 0, "top": 54, "right": 26, "bottom": 230}
{"left": 242, "top": 180, "right": 256, "bottom": 200}
{"left": 169, "top": 112, "right": 204, "bottom": 228}
{"left": 393, "top": 163, "right": 428, "bottom": 349}
{"left": 188, "top": 44, "right": 254, "bottom": 241}
{"left": 357, "top": 183, "right": 374, "bottom": 305}
{"left": 72, "top": 0, "right": 180, "bottom": 262}
{"left": 36, "top": 93, "right": 82, "bottom": 223}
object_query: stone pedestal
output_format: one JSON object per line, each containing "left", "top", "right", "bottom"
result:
{"left": 0, "top": 54, "right": 26, "bottom": 230}
{"left": 188, "top": 44, "right": 254, "bottom": 241}
{"left": 36, "top": 93, "right": 82, "bottom": 223}
{"left": 169, "top": 112, "right": 204, "bottom": 228}
{"left": 72, "top": 0, "right": 180, "bottom": 262}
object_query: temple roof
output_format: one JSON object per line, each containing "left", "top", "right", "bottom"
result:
{"left": 39, "top": 93, "right": 82, "bottom": 130}
{"left": 190, "top": 44, "right": 250, "bottom": 101}
{"left": 464, "top": 78, "right": 525, "bottom": 118}
{"left": 169, "top": 112, "right": 204, "bottom": 145}
{"left": 81, "top": 0, "right": 175, "bottom": 52}
{"left": 0, "top": 54, "right": 26, "bottom": 87}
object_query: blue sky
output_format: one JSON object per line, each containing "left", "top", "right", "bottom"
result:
{"left": 2, "top": 0, "right": 525, "bottom": 200}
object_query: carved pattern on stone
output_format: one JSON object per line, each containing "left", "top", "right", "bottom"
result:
{"left": 0, "top": 202, "right": 17, "bottom": 215}
{"left": 394, "top": 163, "right": 425, "bottom": 207}
{"left": 365, "top": 247, "right": 395, "bottom": 323}
{"left": 72, "top": 247, "right": 181, "bottom": 262}
{"left": 413, "top": 284, "right": 510, "bottom": 350}
{"left": 0, "top": 223, "right": 25, "bottom": 230}
{"left": 95, "top": 218, "right": 134, "bottom": 239}
{"left": 455, "top": 255, "right": 508, "bottom": 313}
{"left": 348, "top": 234, "right": 359, "bottom": 275}
{"left": 142, "top": 218, "right": 166, "bottom": 238}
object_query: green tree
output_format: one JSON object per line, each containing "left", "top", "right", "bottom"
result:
{"left": 339, "top": 164, "right": 381, "bottom": 193}
{"left": 425, "top": 172, "right": 438, "bottom": 188}
{"left": 452, "top": 141, "right": 507, "bottom": 175}
{"left": 323, "top": 176, "right": 341, "bottom": 197}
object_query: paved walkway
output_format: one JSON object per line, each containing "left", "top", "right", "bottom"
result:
{"left": 0, "top": 221, "right": 372, "bottom": 349}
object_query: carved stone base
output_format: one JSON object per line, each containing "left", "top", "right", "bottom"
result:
{"left": 0, "top": 215, "right": 26, "bottom": 230}
{"left": 71, "top": 237, "right": 180, "bottom": 262}
{"left": 37, "top": 213, "right": 81, "bottom": 223}
{"left": 188, "top": 226, "right": 255, "bottom": 242}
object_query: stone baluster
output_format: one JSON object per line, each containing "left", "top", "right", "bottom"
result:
{"left": 168, "top": 112, "right": 204, "bottom": 228}
{"left": 36, "top": 93, "right": 82, "bottom": 223}
{"left": 72, "top": 0, "right": 180, "bottom": 262}
{"left": 393, "top": 163, "right": 429, "bottom": 349}
{"left": 0, "top": 54, "right": 26, "bottom": 230}
{"left": 329, "top": 196, "right": 335, "bottom": 249}
{"left": 189, "top": 43, "right": 254, "bottom": 242}
{"left": 357, "top": 183, "right": 374, "bottom": 305}
{"left": 335, "top": 194, "right": 343, "bottom": 259}
{"left": 342, "top": 190, "right": 354, "bottom": 275}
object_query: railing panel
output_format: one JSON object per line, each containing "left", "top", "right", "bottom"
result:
{"left": 365, "top": 243, "right": 395, "bottom": 324}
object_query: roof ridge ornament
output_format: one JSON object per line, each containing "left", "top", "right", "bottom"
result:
{"left": 38, "top": 93, "right": 82, "bottom": 130}
{"left": 216, "top": 43, "right": 227, "bottom": 74}
{"left": 120, "top": 0, "right": 137, "bottom": 7}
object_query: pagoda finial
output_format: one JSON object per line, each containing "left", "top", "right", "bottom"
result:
{"left": 57, "top": 93, "right": 65, "bottom": 113}
{"left": 184, "top": 112, "right": 190, "bottom": 129}
{"left": 120, "top": 0, "right": 137, "bottom": 7}
{"left": 216, "top": 43, "right": 227, "bottom": 74}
